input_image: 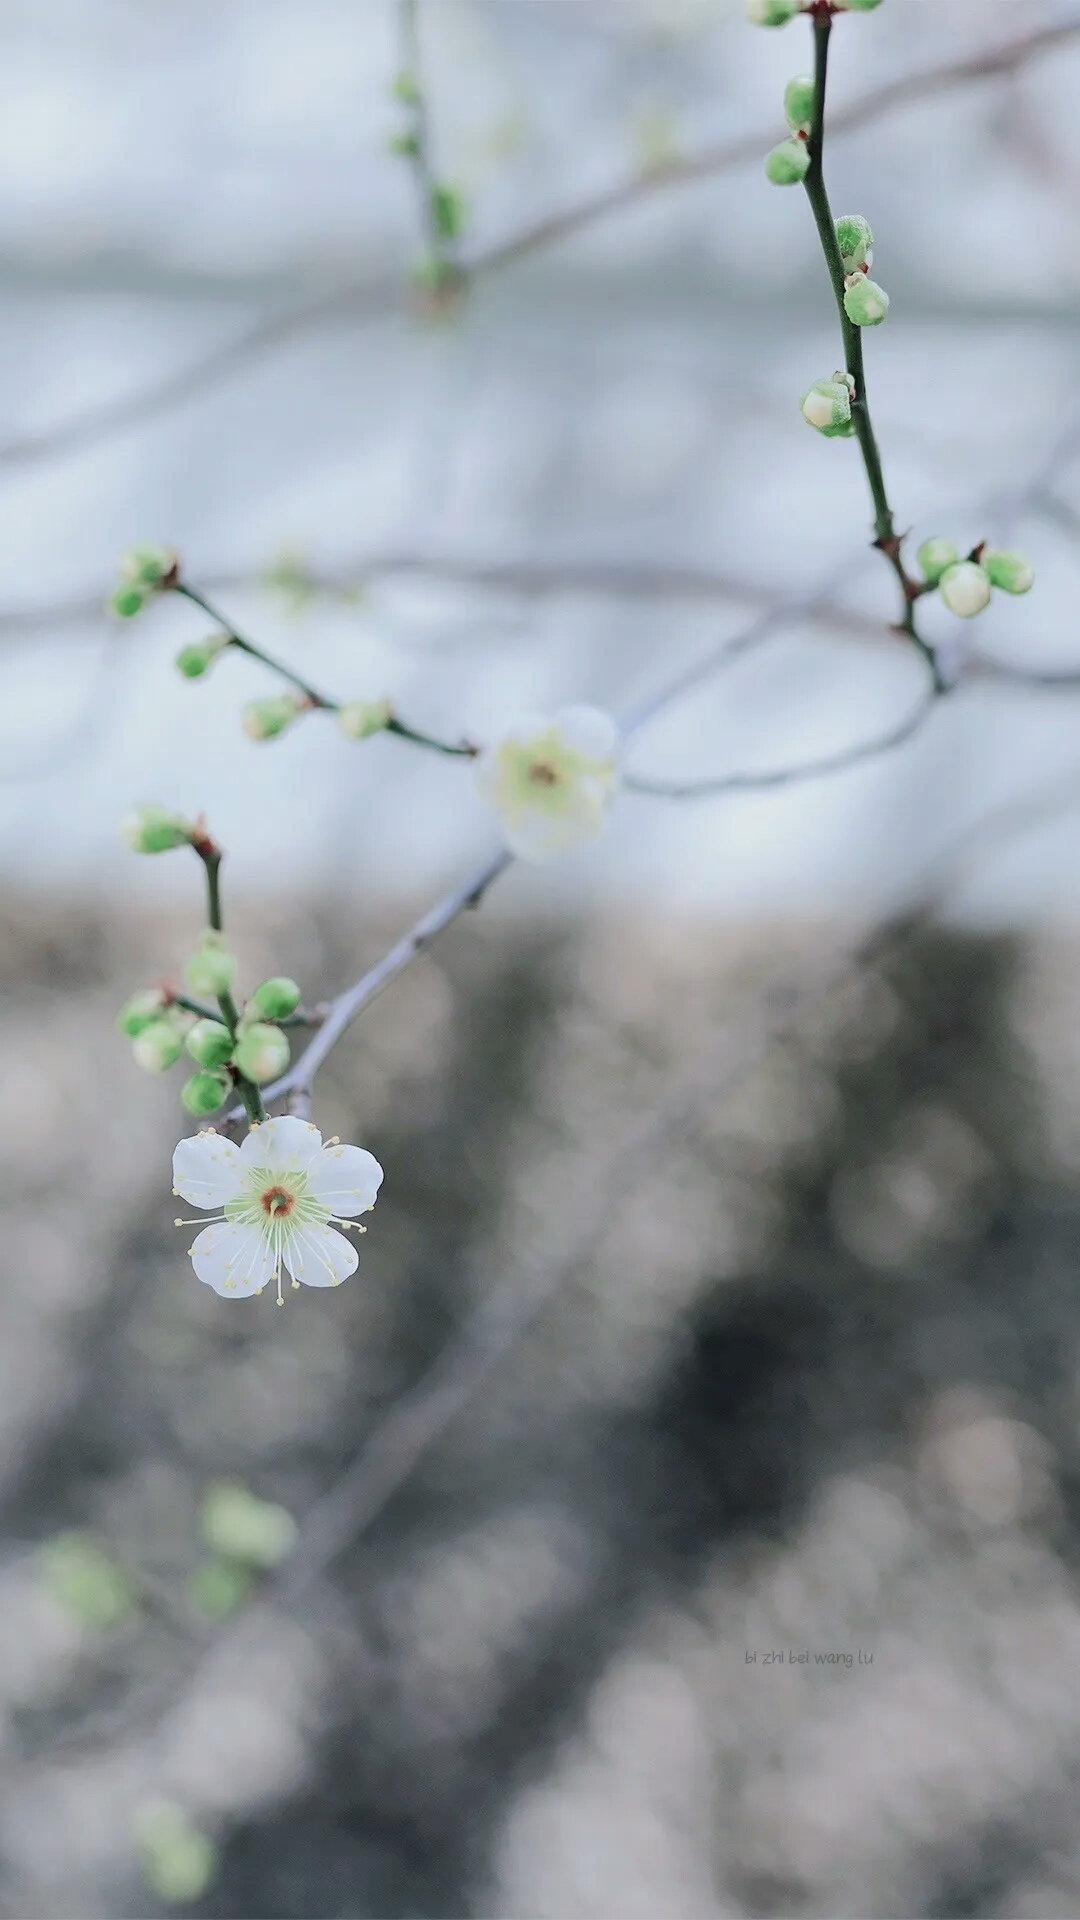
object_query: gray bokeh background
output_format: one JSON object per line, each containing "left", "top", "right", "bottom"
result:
{"left": 7, "top": 3, "right": 1080, "bottom": 1917}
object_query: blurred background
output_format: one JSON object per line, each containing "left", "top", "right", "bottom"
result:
{"left": 7, "top": 0, "right": 1080, "bottom": 1913}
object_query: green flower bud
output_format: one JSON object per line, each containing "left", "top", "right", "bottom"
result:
{"left": 431, "top": 184, "right": 466, "bottom": 241}
{"left": 232, "top": 1022, "right": 290, "bottom": 1085}
{"left": 110, "top": 584, "right": 147, "bottom": 619}
{"left": 765, "top": 137, "right": 810, "bottom": 185}
{"left": 982, "top": 548, "right": 1034, "bottom": 595}
{"left": 392, "top": 69, "right": 421, "bottom": 104}
{"left": 241, "top": 694, "right": 305, "bottom": 742}
{"left": 116, "top": 987, "right": 169, "bottom": 1038}
{"left": 939, "top": 560, "right": 991, "bottom": 619}
{"left": 119, "top": 543, "right": 178, "bottom": 589}
{"left": 917, "top": 537, "right": 959, "bottom": 586}
{"left": 746, "top": 0, "right": 803, "bottom": 22}
{"left": 784, "top": 76, "right": 815, "bottom": 136}
{"left": 198, "top": 1480, "right": 298, "bottom": 1567}
{"left": 119, "top": 804, "right": 195, "bottom": 854}
{"left": 181, "top": 1070, "right": 231, "bottom": 1116}
{"left": 185, "top": 1018, "right": 235, "bottom": 1068}
{"left": 185, "top": 937, "right": 238, "bottom": 998}
{"left": 175, "top": 634, "right": 229, "bottom": 679}
{"left": 800, "top": 377, "right": 854, "bottom": 439}
{"left": 187, "top": 1557, "right": 253, "bottom": 1619}
{"left": 250, "top": 976, "right": 302, "bottom": 1019}
{"left": 132, "top": 1021, "right": 185, "bottom": 1073}
{"left": 389, "top": 130, "right": 422, "bottom": 158}
{"left": 133, "top": 1801, "right": 217, "bottom": 1907}
{"left": 843, "top": 275, "right": 889, "bottom": 326}
{"left": 338, "top": 697, "right": 392, "bottom": 741}
{"left": 835, "top": 213, "right": 873, "bottom": 273}
{"left": 838, "top": 0, "right": 885, "bottom": 10}
{"left": 40, "top": 1531, "right": 135, "bottom": 1628}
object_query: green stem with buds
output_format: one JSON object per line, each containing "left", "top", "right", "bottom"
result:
{"left": 802, "top": 9, "right": 942, "bottom": 689}
{"left": 174, "top": 581, "right": 477, "bottom": 757}
{"left": 191, "top": 833, "right": 267, "bottom": 1126}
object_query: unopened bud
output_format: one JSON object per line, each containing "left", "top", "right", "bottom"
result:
{"left": 232, "top": 1022, "right": 290, "bottom": 1085}
{"left": 250, "top": 977, "right": 302, "bottom": 1020}
{"left": 186, "top": 936, "right": 238, "bottom": 998}
{"left": 837, "top": 0, "right": 885, "bottom": 10}
{"left": 110, "top": 584, "right": 147, "bottom": 619}
{"left": 198, "top": 1480, "right": 297, "bottom": 1567}
{"left": 118, "top": 544, "right": 178, "bottom": 590}
{"left": 185, "top": 1019, "right": 235, "bottom": 1068}
{"left": 939, "top": 560, "right": 991, "bottom": 619}
{"left": 119, "top": 805, "right": 194, "bottom": 854}
{"left": 132, "top": 1021, "right": 184, "bottom": 1074}
{"left": 241, "top": 694, "right": 305, "bottom": 742}
{"left": 801, "top": 377, "right": 853, "bottom": 439}
{"left": 917, "top": 537, "right": 959, "bottom": 587}
{"left": 181, "top": 1070, "right": 231, "bottom": 1116}
{"left": 835, "top": 213, "right": 873, "bottom": 273}
{"left": 784, "top": 76, "right": 815, "bottom": 136}
{"left": 746, "top": 0, "right": 803, "bottom": 22}
{"left": 116, "top": 987, "right": 168, "bottom": 1038}
{"left": 765, "top": 137, "right": 810, "bottom": 185}
{"left": 843, "top": 275, "right": 889, "bottom": 327}
{"left": 338, "top": 697, "right": 392, "bottom": 741}
{"left": 982, "top": 548, "right": 1034, "bottom": 595}
{"left": 176, "top": 635, "right": 230, "bottom": 679}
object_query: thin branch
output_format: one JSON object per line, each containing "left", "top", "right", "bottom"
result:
{"left": 4, "top": 18, "right": 1076, "bottom": 469}
{"left": 624, "top": 674, "right": 938, "bottom": 799}
{"left": 174, "top": 581, "right": 477, "bottom": 757}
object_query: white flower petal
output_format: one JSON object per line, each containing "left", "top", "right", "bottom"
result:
{"left": 282, "top": 1222, "right": 359, "bottom": 1288}
{"left": 307, "top": 1144, "right": 384, "bottom": 1215}
{"left": 503, "top": 793, "right": 608, "bottom": 863}
{"left": 172, "top": 1132, "right": 243, "bottom": 1209}
{"left": 238, "top": 1115, "right": 323, "bottom": 1172}
{"left": 553, "top": 704, "right": 620, "bottom": 761}
{"left": 189, "top": 1222, "right": 274, "bottom": 1297}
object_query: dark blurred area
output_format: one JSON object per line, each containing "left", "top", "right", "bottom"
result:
{"left": 7, "top": 894, "right": 1080, "bottom": 1917}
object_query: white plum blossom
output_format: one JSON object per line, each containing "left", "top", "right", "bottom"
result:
{"left": 172, "top": 1115, "right": 382, "bottom": 1305}
{"left": 475, "top": 705, "right": 620, "bottom": 863}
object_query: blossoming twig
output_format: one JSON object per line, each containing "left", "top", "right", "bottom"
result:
{"left": 3, "top": 18, "right": 1075, "bottom": 469}
{"left": 173, "top": 581, "right": 478, "bottom": 758}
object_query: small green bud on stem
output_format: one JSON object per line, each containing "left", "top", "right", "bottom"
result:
{"left": 132, "top": 1022, "right": 185, "bottom": 1073}
{"left": 232, "top": 1022, "right": 290, "bottom": 1085}
{"left": 186, "top": 935, "right": 238, "bottom": 998}
{"left": 746, "top": 0, "right": 803, "bottom": 23}
{"left": 939, "top": 560, "right": 992, "bottom": 619}
{"left": 250, "top": 977, "right": 302, "bottom": 1020}
{"left": 338, "top": 697, "right": 393, "bottom": 741}
{"left": 784, "top": 77, "right": 815, "bottom": 136}
{"left": 181, "top": 1070, "right": 232, "bottom": 1116}
{"left": 119, "top": 805, "right": 194, "bottom": 854}
{"left": 801, "top": 374, "right": 855, "bottom": 439}
{"left": 765, "top": 137, "right": 810, "bottom": 186}
{"left": 242, "top": 694, "right": 307, "bottom": 742}
{"left": 835, "top": 213, "right": 874, "bottom": 273}
{"left": 185, "top": 1018, "right": 235, "bottom": 1068}
{"left": 982, "top": 548, "right": 1035, "bottom": 595}
{"left": 843, "top": 275, "right": 890, "bottom": 327}
{"left": 176, "top": 635, "right": 230, "bottom": 679}
{"left": 116, "top": 987, "right": 168, "bottom": 1038}
{"left": 917, "top": 538, "right": 959, "bottom": 586}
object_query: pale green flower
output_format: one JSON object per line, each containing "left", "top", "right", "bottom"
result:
{"left": 475, "top": 706, "right": 620, "bottom": 863}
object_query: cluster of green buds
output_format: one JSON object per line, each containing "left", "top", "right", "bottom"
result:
{"left": 765, "top": 73, "right": 813, "bottom": 184}
{"left": 747, "top": 0, "right": 883, "bottom": 22}
{"left": 118, "top": 962, "right": 300, "bottom": 1113}
{"left": 109, "top": 545, "right": 179, "bottom": 619}
{"left": 917, "top": 538, "right": 1035, "bottom": 619}
{"left": 836, "top": 213, "right": 889, "bottom": 327}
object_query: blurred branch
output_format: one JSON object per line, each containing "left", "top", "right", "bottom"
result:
{"left": 624, "top": 671, "right": 938, "bottom": 799}
{"left": 3, "top": 16, "right": 1077, "bottom": 469}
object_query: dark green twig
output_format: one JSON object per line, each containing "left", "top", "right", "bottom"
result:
{"left": 802, "top": 8, "right": 942, "bottom": 690}
{"left": 188, "top": 828, "right": 267, "bottom": 1126}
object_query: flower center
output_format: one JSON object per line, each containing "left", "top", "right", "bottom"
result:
{"left": 527, "top": 758, "right": 560, "bottom": 787}
{"left": 260, "top": 1183, "right": 295, "bottom": 1218}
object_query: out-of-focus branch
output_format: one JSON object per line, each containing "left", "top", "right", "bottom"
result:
{"left": 4, "top": 17, "right": 1076, "bottom": 469}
